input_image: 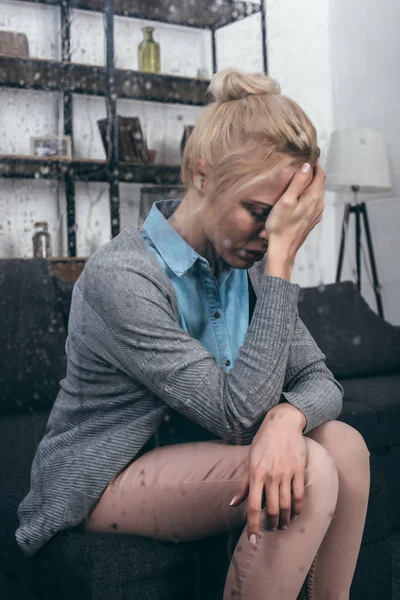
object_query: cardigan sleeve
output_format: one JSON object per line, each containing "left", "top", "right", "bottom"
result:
{"left": 77, "top": 253, "right": 300, "bottom": 445}
{"left": 280, "top": 309, "right": 344, "bottom": 434}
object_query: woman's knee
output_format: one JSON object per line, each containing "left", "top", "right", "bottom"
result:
{"left": 307, "top": 421, "right": 370, "bottom": 491}
{"left": 304, "top": 437, "right": 339, "bottom": 499}
{"left": 308, "top": 420, "right": 370, "bottom": 466}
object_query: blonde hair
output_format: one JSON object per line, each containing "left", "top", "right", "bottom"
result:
{"left": 181, "top": 68, "right": 320, "bottom": 196}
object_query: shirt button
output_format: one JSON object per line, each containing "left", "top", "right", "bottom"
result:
{"left": 225, "top": 359, "right": 231, "bottom": 367}
{"left": 213, "top": 311, "right": 221, "bottom": 319}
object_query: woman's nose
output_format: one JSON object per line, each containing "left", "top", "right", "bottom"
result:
{"left": 258, "top": 228, "right": 268, "bottom": 242}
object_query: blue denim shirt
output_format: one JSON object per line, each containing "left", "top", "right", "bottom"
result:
{"left": 140, "top": 199, "right": 249, "bottom": 373}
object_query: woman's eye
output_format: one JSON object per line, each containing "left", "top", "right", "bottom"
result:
{"left": 250, "top": 211, "right": 266, "bottom": 221}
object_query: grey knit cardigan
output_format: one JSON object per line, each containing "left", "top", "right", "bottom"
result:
{"left": 15, "top": 225, "right": 343, "bottom": 556}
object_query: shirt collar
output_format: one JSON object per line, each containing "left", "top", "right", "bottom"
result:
{"left": 141, "top": 199, "right": 200, "bottom": 277}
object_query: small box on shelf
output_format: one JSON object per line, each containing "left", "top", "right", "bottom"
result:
{"left": 97, "top": 116, "right": 156, "bottom": 164}
{"left": 0, "top": 31, "right": 29, "bottom": 59}
{"left": 30, "top": 135, "right": 72, "bottom": 159}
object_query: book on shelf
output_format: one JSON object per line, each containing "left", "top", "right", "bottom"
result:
{"left": 97, "top": 116, "right": 150, "bottom": 163}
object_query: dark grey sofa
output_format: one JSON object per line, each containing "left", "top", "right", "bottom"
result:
{"left": 1, "top": 259, "right": 398, "bottom": 599}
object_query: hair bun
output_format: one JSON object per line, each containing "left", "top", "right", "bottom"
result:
{"left": 208, "top": 68, "right": 281, "bottom": 103}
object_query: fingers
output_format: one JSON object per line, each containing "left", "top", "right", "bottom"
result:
{"left": 298, "top": 162, "right": 325, "bottom": 232}
{"left": 230, "top": 477, "right": 249, "bottom": 507}
{"left": 301, "top": 161, "right": 326, "bottom": 199}
{"left": 278, "top": 478, "right": 292, "bottom": 530}
{"left": 235, "top": 475, "right": 305, "bottom": 541}
{"left": 291, "top": 471, "right": 305, "bottom": 519}
{"left": 265, "top": 478, "right": 280, "bottom": 531}
{"left": 246, "top": 479, "right": 263, "bottom": 541}
{"left": 282, "top": 162, "right": 314, "bottom": 204}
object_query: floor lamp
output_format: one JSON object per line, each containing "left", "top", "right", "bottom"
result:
{"left": 325, "top": 128, "right": 392, "bottom": 319}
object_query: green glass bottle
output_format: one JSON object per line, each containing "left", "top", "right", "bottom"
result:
{"left": 138, "top": 27, "right": 161, "bottom": 74}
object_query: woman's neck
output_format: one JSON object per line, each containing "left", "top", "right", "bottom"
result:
{"left": 167, "top": 191, "right": 224, "bottom": 277}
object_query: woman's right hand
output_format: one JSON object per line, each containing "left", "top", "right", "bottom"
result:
{"left": 265, "top": 162, "right": 326, "bottom": 262}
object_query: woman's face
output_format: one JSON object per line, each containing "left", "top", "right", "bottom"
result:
{"left": 202, "top": 163, "right": 300, "bottom": 269}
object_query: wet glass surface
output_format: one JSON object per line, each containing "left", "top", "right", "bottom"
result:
{"left": 1, "top": 1, "right": 399, "bottom": 598}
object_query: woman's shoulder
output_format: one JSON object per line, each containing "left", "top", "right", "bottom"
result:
{"left": 76, "top": 226, "right": 175, "bottom": 306}
{"left": 85, "top": 226, "right": 161, "bottom": 279}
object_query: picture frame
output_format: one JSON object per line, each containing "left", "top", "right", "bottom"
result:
{"left": 30, "top": 135, "right": 72, "bottom": 158}
{"left": 139, "top": 185, "right": 183, "bottom": 227}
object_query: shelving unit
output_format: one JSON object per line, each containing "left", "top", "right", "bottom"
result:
{"left": 0, "top": 56, "right": 210, "bottom": 104}
{"left": 0, "top": 0, "right": 267, "bottom": 256}
{"left": 0, "top": 154, "right": 181, "bottom": 184}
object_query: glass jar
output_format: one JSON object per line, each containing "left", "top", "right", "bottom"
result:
{"left": 32, "top": 221, "right": 52, "bottom": 258}
{"left": 138, "top": 27, "right": 161, "bottom": 74}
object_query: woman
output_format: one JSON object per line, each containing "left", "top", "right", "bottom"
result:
{"left": 16, "top": 69, "right": 370, "bottom": 599}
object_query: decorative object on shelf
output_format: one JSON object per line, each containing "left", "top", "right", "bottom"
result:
{"left": 30, "top": 135, "right": 72, "bottom": 158}
{"left": 0, "top": 31, "right": 29, "bottom": 58}
{"left": 196, "top": 68, "right": 209, "bottom": 80}
{"left": 138, "top": 27, "right": 161, "bottom": 74}
{"left": 32, "top": 222, "right": 52, "bottom": 258}
{"left": 180, "top": 125, "right": 195, "bottom": 157}
{"left": 139, "top": 185, "right": 183, "bottom": 227}
{"left": 325, "top": 128, "right": 392, "bottom": 319}
{"left": 97, "top": 115, "right": 156, "bottom": 163}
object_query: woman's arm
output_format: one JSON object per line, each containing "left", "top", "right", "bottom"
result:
{"left": 75, "top": 253, "right": 300, "bottom": 445}
{"left": 279, "top": 309, "right": 344, "bottom": 433}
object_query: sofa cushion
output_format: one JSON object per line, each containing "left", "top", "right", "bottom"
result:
{"left": 298, "top": 281, "right": 400, "bottom": 379}
{"left": 373, "top": 444, "right": 400, "bottom": 529}
{"left": 339, "top": 373, "right": 400, "bottom": 447}
{"left": 0, "top": 259, "right": 67, "bottom": 416}
{"left": 32, "top": 526, "right": 233, "bottom": 600}
{"left": 361, "top": 453, "right": 392, "bottom": 544}
{"left": 0, "top": 412, "right": 49, "bottom": 593}
{"left": 53, "top": 278, "right": 75, "bottom": 330}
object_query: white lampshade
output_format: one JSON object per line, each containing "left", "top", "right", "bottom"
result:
{"left": 325, "top": 128, "right": 392, "bottom": 193}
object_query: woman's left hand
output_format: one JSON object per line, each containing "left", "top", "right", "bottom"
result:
{"left": 230, "top": 403, "right": 308, "bottom": 542}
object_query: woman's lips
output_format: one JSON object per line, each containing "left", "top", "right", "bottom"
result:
{"left": 240, "top": 249, "right": 266, "bottom": 261}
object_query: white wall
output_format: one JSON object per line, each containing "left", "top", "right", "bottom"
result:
{"left": 329, "top": 0, "right": 400, "bottom": 324}
{"left": 266, "top": 0, "right": 337, "bottom": 288}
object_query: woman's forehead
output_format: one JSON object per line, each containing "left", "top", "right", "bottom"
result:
{"left": 238, "top": 164, "right": 300, "bottom": 205}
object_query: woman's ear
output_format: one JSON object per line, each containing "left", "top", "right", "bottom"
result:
{"left": 193, "top": 159, "right": 209, "bottom": 194}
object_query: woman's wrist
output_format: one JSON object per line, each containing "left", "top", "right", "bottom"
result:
{"left": 264, "top": 244, "right": 295, "bottom": 281}
{"left": 266, "top": 403, "right": 306, "bottom": 432}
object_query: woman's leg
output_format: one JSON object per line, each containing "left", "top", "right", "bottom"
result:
{"left": 223, "top": 437, "right": 339, "bottom": 599}
{"left": 85, "top": 440, "right": 250, "bottom": 542}
{"left": 305, "top": 420, "right": 371, "bottom": 600}
{"left": 85, "top": 436, "right": 339, "bottom": 600}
